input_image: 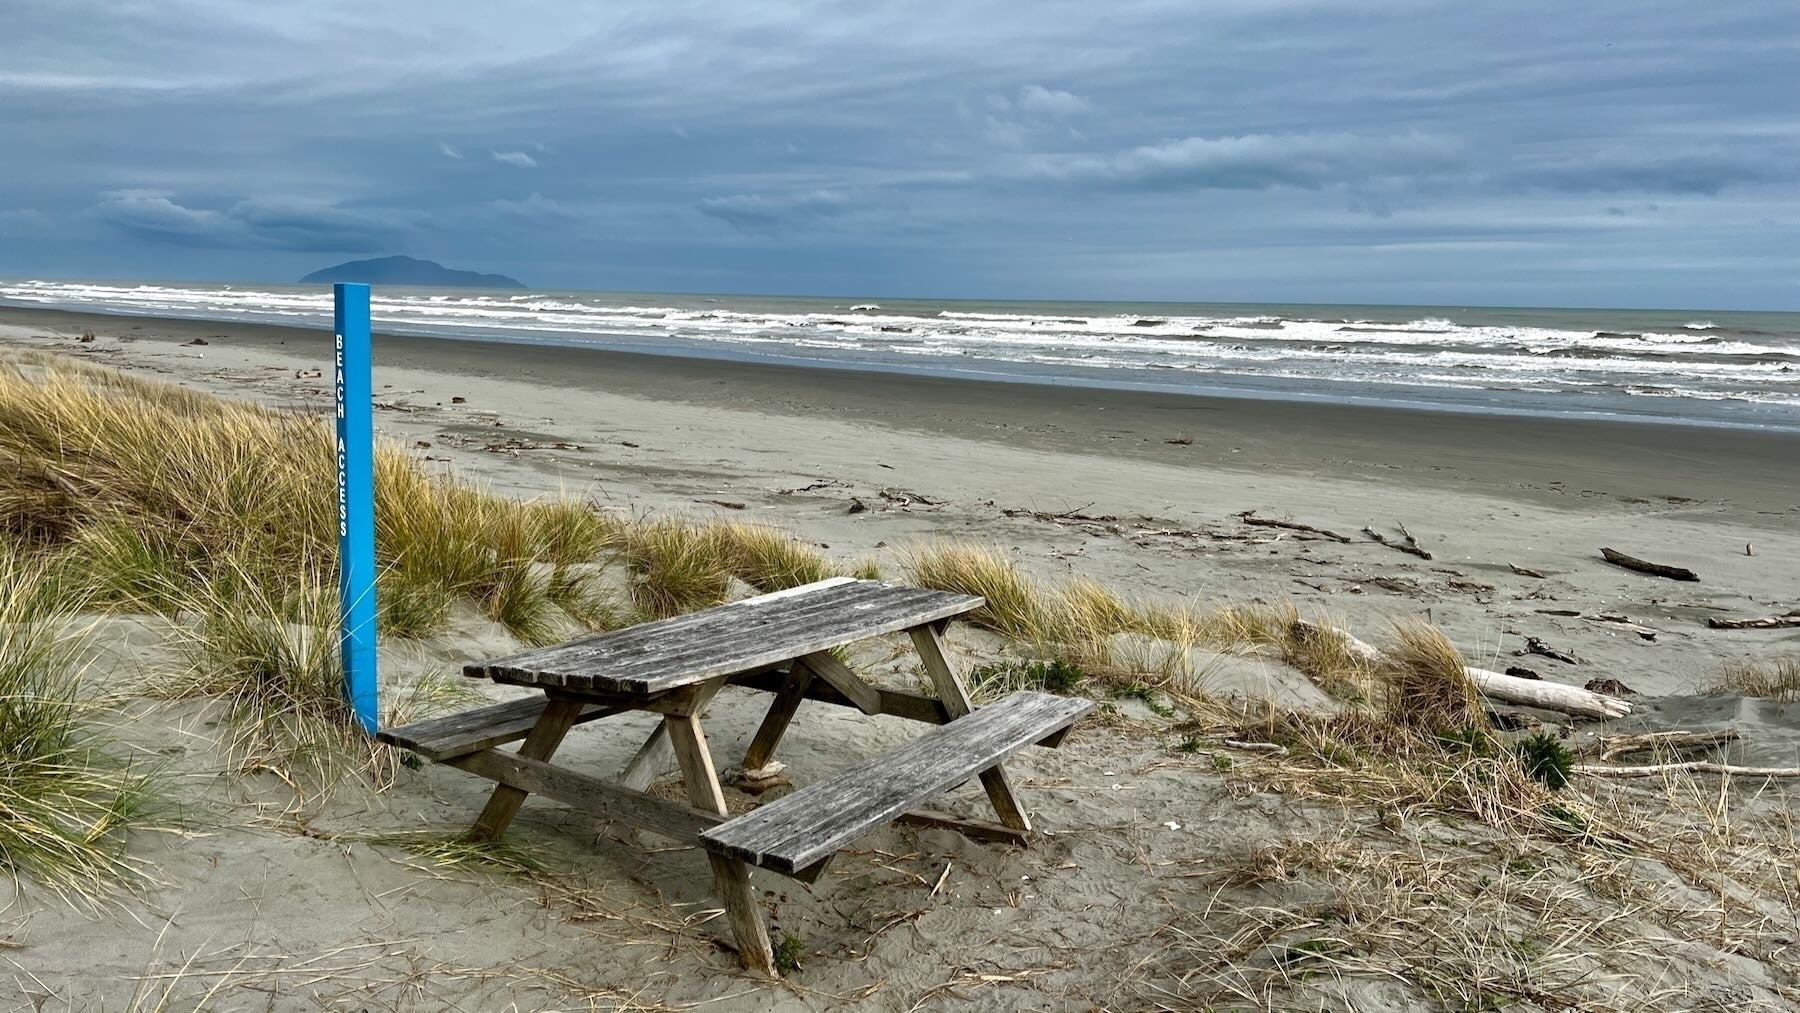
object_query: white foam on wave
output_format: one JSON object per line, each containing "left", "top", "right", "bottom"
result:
{"left": 5, "top": 280, "right": 1796, "bottom": 413}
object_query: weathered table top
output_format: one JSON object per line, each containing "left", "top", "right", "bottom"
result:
{"left": 466, "top": 577, "right": 983, "bottom": 696}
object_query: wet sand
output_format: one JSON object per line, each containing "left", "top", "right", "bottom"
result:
{"left": 5, "top": 305, "right": 1797, "bottom": 520}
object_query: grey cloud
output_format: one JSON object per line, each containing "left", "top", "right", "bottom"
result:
{"left": 697, "top": 190, "right": 855, "bottom": 233}
{"left": 489, "top": 193, "right": 577, "bottom": 221}
{"left": 1021, "top": 132, "right": 1465, "bottom": 191}
{"left": 492, "top": 150, "right": 538, "bottom": 168}
{"left": 95, "top": 192, "right": 403, "bottom": 252}
{"left": 1015, "top": 85, "right": 1089, "bottom": 118}
{"left": 1505, "top": 152, "right": 1786, "bottom": 196}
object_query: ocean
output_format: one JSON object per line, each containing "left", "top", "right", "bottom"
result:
{"left": 5, "top": 279, "right": 1798, "bottom": 430}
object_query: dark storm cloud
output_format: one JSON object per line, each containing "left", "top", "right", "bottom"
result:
{"left": 95, "top": 192, "right": 405, "bottom": 252}
{"left": 3, "top": 0, "right": 1797, "bottom": 305}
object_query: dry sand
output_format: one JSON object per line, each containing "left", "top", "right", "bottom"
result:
{"left": 2, "top": 307, "right": 1797, "bottom": 1011}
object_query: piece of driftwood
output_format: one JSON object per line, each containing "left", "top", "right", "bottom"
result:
{"left": 1293, "top": 620, "right": 1632, "bottom": 719}
{"left": 1237, "top": 511, "right": 1352, "bottom": 543}
{"left": 1523, "top": 636, "right": 1578, "bottom": 665}
{"left": 1222, "top": 739, "right": 1289, "bottom": 755}
{"left": 1582, "top": 614, "right": 1658, "bottom": 641}
{"left": 1363, "top": 526, "right": 1432, "bottom": 560}
{"left": 1509, "top": 564, "right": 1547, "bottom": 579}
{"left": 701, "top": 691, "right": 1092, "bottom": 875}
{"left": 1705, "top": 610, "right": 1800, "bottom": 631}
{"left": 1600, "top": 547, "right": 1698, "bottom": 582}
{"left": 1583, "top": 728, "right": 1739, "bottom": 762}
{"left": 1578, "top": 762, "right": 1800, "bottom": 778}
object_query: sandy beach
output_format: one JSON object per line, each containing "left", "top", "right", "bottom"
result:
{"left": 4, "top": 306, "right": 1798, "bottom": 1010}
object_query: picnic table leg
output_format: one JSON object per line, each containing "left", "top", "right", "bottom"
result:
{"left": 741, "top": 664, "right": 814, "bottom": 771}
{"left": 663, "top": 709, "right": 778, "bottom": 976}
{"left": 908, "top": 623, "right": 1032, "bottom": 833}
{"left": 618, "top": 679, "right": 729, "bottom": 791}
{"left": 467, "top": 696, "right": 586, "bottom": 842}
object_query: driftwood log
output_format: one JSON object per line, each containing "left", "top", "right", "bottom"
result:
{"left": 1364, "top": 526, "right": 1432, "bottom": 560}
{"left": 1237, "top": 511, "right": 1352, "bottom": 543}
{"left": 1523, "top": 636, "right": 1578, "bottom": 665}
{"left": 1581, "top": 614, "right": 1659, "bottom": 641}
{"left": 1705, "top": 610, "right": 1800, "bottom": 631}
{"left": 1600, "top": 547, "right": 1699, "bottom": 582}
{"left": 1292, "top": 621, "right": 1632, "bottom": 720}
{"left": 1581, "top": 728, "right": 1739, "bottom": 762}
{"left": 1577, "top": 761, "right": 1800, "bottom": 779}
{"left": 1509, "top": 564, "right": 1547, "bottom": 579}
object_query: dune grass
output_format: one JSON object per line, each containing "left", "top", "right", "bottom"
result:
{"left": 0, "top": 548, "right": 157, "bottom": 901}
{"left": 155, "top": 560, "right": 483, "bottom": 797}
{"left": 1713, "top": 655, "right": 1800, "bottom": 703}
{"left": 0, "top": 356, "right": 611, "bottom": 644}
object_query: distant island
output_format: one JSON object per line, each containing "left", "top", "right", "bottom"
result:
{"left": 300, "top": 256, "right": 526, "bottom": 289}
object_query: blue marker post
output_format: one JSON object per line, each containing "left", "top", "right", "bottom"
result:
{"left": 334, "top": 283, "right": 380, "bottom": 733}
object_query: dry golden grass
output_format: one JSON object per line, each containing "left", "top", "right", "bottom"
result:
{"left": 614, "top": 519, "right": 736, "bottom": 619}
{"left": 714, "top": 520, "right": 835, "bottom": 590}
{"left": 902, "top": 542, "right": 1060, "bottom": 642}
{"left": 1135, "top": 753, "right": 1800, "bottom": 1011}
{"left": 1713, "top": 655, "right": 1800, "bottom": 703}
{"left": 1375, "top": 619, "right": 1488, "bottom": 733}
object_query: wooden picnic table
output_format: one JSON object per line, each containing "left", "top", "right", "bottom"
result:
{"left": 379, "top": 577, "right": 1091, "bottom": 976}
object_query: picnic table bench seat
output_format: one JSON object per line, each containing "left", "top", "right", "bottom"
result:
{"left": 701, "top": 690, "right": 1091, "bottom": 876}
{"left": 379, "top": 696, "right": 623, "bottom": 762}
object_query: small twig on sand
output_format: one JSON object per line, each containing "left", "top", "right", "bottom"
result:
{"left": 929, "top": 861, "right": 953, "bottom": 899}
{"left": 1509, "top": 563, "right": 1547, "bottom": 579}
{"left": 1237, "top": 511, "right": 1352, "bottom": 543}
{"left": 1363, "top": 525, "right": 1432, "bottom": 559}
{"left": 1584, "top": 728, "right": 1739, "bottom": 762}
{"left": 1705, "top": 610, "right": 1800, "bottom": 631}
{"left": 1578, "top": 761, "right": 1800, "bottom": 778}
{"left": 1600, "top": 547, "right": 1699, "bottom": 582}
{"left": 1222, "top": 739, "right": 1289, "bottom": 756}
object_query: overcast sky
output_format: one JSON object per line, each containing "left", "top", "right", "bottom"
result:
{"left": 3, "top": 1, "right": 1797, "bottom": 307}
